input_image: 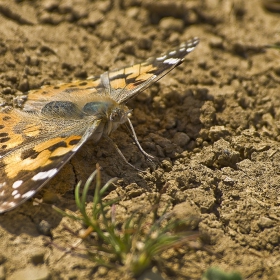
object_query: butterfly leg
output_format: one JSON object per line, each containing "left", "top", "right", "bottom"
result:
{"left": 126, "top": 118, "right": 155, "bottom": 161}
{"left": 105, "top": 136, "right": 145, "bottom": 172}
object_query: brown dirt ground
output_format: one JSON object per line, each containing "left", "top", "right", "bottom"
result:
{"left": 0, "top": 0, "right": 280, "bottom": 279}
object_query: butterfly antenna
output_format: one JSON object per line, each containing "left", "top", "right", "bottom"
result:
{"left": 126, "top": 118, "right": 155, "bottom": 161}
{"left": 105, "top": 136, "right": 145, "bottom": 172}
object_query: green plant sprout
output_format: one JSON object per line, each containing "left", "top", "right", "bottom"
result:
{"left": 203, "top": 267, "right": 243, "bottom": 280}
{"left": 54, "top": 165, "right": 199, "bottom": 277}
{"left": 265, "top": 44, "right": 280, "bottom": 50}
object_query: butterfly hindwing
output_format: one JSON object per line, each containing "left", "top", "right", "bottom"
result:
{"left": 0, "top": 109, "right": 101, "bottom": 213}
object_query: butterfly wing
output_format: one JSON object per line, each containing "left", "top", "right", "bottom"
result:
{"left": 0, "top": 109, "right": 101, "bottom": 213}
{"left": 103, "top": 37, "right": 200, "bottom": 104}
{"left": 23, "top": 37, "right": 199, "bottom": 111}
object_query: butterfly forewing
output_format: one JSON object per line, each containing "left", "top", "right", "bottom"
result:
{"left": 106, "top": 37, "right": 199, "bottom": 104}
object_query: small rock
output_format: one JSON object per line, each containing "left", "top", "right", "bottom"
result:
{"left": 97, "top": 266, "right": 108, "bottom": 277}
{"left": 173, "top": 132, "right": 190, "bottom": 147}
{"left": 172, "top": 201, "right": 200, "bottom": 230}
{"left": 39, "top": 12, "right": 64, "bottom": 25}
{"left": 127, "top": 7, "right": 139, "bottom": 19}
{"left": 5, "top": 72, "right": 18, "bottom": 83}
{"left": 43, "top": 0, "right": 59, "bottom": 11}
{"left": 18, "top": 78, "right": 29, "bottom": 92}
{"left": 8, "top": 265, "right": 51, "bottom": 280}
{"left": 97, "top": 0, "right": 111, "bottom": 13}
{"left": 159, "top": 17, "right": 184, "bottom": 32}
{"left": 126, "top": 183, "right": 144, "bottom": 198}
{"left": 2, "top": 87, "right": 12, "bottom": 95}
{"left": 37, "top": 220, "right": 52, "bottom": 236}
{"left": 79, "top": 10, "right": 103, "bottom": 27}
{"left": 258, "top": 217, "right": 274, "bottom": 229}
{"left": 209, "top": 37, "right": 224, "bottom": 49}
{"left": 120, "top": 41, "right": 135, "bottom": 55}
{"left": 138, "top": 37, "right": 152, "bottom": 50}
{"left": 208, "top": 126, "right": 230, "bottom": 141}
{"left": 74, "top": 70, "right": 87, "bottom": 79}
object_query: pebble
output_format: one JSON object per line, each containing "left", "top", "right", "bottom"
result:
{"left": 18, "top": 78, "right": 29, "bottom": 92}
{"left": 43, "top": 0, "right": 59, "bottom": 11}
{"left": 173, "top": 132, "right": 191, "bottom": 147}
{"left": 37, "top": 220, "right": 52, "bottom": 236}
{"left": 7, "top": 266, "right": 51, "bottom": 280}
{"left": 209, "top": 37, "right": 224, "bottom": 49}
{"left": 127, "top": 7, "right": 139, "bottom": 19}
{"left": 79, "top": 10, "right": 103, "bottom": 27}
{"left": 138, "top": 37, "right": 152, "bottom": 50}
{"left": 97, "top": 0, "right": 111, "bottom": 13}
{"left": 258, "top": 216, "right": 274, "bottom": 229}
{"left": 2, "top": 87, "right": 12, "bottom": 95}
{"left": 159, "top": 17, "right": 184, "bottom": 32}
{"left": 39, "top": 12, "right": 64, "bottom": 25}
{"left": 208, "top": 126, "right": 230, "bottom": 141}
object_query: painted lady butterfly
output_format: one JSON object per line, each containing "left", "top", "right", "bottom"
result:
{"left": 0, "top": 37, "right": 199, "bottom": 213}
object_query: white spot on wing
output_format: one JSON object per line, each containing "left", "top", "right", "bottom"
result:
{"left": 12, "top": 190, "right": 18, "bottom": 196}
{"left": 8, "top": 201, "right": 16, "bottom": 207}
{"left": 22, "top": 190, "right": 36, "bottom": 199}
{"left": 14, "top": 194, "right": 21, "bottom": 199}
{"left": 0, "top": 182, "right": 6, "bottom": 189}
{"left": 32, "top": 168, "right": 58, "bottom": 181}
{"left": 186, "top": 46, "right": 195, "bottom": 52}
{"left": 156, "top": 55, "right": 167, "bottom": 61}
{"left": 0, "top": 190, "right": 5, "bottom": 196}
{"left": 163, "top": 58, "right": 180, "bottom": 65}
{"left": 13, "top": 180, "right": 23, "bottom": 189}
{"left": 169, "top": 50, "right": 176, "bottom": 55}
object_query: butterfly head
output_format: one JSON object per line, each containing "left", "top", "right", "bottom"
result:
{"left": 110, "top": 107, "right": 131, "bottom": 124}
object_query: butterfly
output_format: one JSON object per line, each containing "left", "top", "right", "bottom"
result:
{"left": 0, "top": 37, "right": 199, "bottom": 213}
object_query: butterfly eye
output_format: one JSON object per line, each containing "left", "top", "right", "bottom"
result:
{"left": 110, "top": 108, "right": 127, "bottom": 123}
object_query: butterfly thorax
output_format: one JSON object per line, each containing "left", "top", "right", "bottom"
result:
{"left": 82, "top": 99, "right": 130, "bottom": 138}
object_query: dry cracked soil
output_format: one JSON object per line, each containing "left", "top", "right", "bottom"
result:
{"left": 0, "top": 0, "right": 280, "bottom": 279}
